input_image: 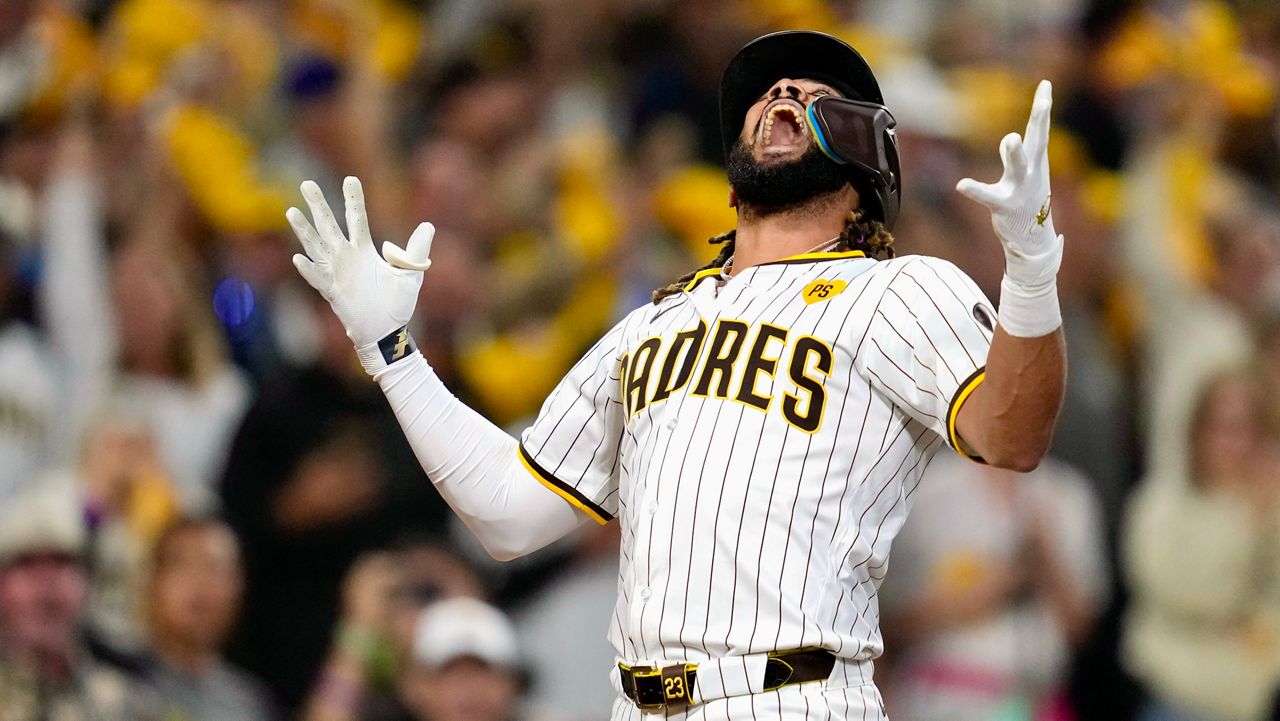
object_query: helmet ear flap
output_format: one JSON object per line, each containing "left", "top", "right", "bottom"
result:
{"left": 874, "top": 126, "right": 901, "bottom": 228}
{"left": 848, "top": 174, "right": 886, "bottom": 228}
{"left": 809, "top": 96, "right": 900, "bottom": 229}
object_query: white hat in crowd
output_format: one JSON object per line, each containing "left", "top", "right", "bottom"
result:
{"left": 0, "top": 480, "right": 86, "bottom": 567}
{"left": 412, "top": 597, "right": 520, "bottom": 671}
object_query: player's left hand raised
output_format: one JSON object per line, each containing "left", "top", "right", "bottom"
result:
{"left": 287, "top": 176, "right": 434, "bottom": 351}
{"left": 956, "top": 80, "right": 1063, "bottom": 295}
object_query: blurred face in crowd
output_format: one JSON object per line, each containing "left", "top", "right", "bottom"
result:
{"left": 390, "top": 545, "right": 486, "bottom": 655}
{"left": 727, "top": 77, "right": 852, "bottom": 216}
{"left": 438, "top": 73, "right": 537, "bottom": 151}
{"left": 111, "top": 244, "right": 184, "bottom": 374}
{"left": 81, "top": 420, "right": 159, "bottom": 512}
{"left": 0, "top": 0, "right": 35, "bottom": 47}
{"left": 1209, "top": 215, "right": 1280, "bottom": 314}
{"left": 298, "top": 93, "right": 356, "bottom": 169}
{"left": 401, "top": 656, "right": 520, "bottom": 721}
{"left": 1193, "top": 374, "right": 1268, "bottom": 488}
{"left": 148, "top": 522, "right": 243, "bottom": 656}
{"left": 411, "top": 139, "right": 487, "bottom": 237}
{"left": 0, "top": 553, "right": 88, "bottom": 663}
{"left": 0, "top": 130, "right": 56, "bottom": 192}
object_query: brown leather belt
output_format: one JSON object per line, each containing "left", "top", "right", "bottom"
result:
{"left": 618, "top": 649, "right": 837, "bottom": 712}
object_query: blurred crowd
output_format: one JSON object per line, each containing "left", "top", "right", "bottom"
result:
{"left": 0, "top": 0, "right": 1278, "bottom": 720}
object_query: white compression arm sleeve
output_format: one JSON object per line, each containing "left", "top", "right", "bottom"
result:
{"left": 374, "top": 351, "right": 588, "bottom": 561}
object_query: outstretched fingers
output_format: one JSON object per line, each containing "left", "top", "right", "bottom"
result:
{"left": 957, "top": 131, "right": 1028, "bottom": 209}
{"left": 343, "top": 176, "right": 374, "bottom": 250}
{"left": 292, "top": 253, "right": 330, "bottom": 294}
{"left": 1022, "top": 79, "right": 1053, "bottom": 159}
{"left": 301, "top": 180, "right": 347, "bottom": 247}
{"left": 286, "top": 206, "right": 328, "bottom": 260}
{"left": 999, "top": 132, "right": 1029, "bottom": 183}
{"left": 955, "top": 177, "right": 1000, "bottom": 208}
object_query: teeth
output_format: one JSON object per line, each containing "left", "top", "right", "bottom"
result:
{"left": 761, "top": 103, "right": 806, "bottom": 145}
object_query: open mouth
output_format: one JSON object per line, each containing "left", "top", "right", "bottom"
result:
{"left": 759, "top": 100, "right": 809, "bottom": 151}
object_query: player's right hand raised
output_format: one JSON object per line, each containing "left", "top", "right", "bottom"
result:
{"left": 287, "top": 176, "right": 434, "bottom": 367}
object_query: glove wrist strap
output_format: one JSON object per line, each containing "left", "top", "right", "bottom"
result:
{"left": 998, "top": 275, "right": 1061, "bottom": 338}
{"left": 356, "top": 326, "right": 417, "bottom": 376}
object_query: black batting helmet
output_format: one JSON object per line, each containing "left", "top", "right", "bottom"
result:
{"left": 719, "top": 30, "right": 901, "bottom": 229}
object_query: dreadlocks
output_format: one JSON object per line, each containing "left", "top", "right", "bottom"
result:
{"left": 652, "top": 209, "right": 895, "bottom": 304}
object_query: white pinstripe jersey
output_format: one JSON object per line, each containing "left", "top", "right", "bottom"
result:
{"left": 518, "top": 250, "right": 994, "bottom": 671}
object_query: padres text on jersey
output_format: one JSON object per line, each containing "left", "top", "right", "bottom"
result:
{"left": 519, "top": 250, "right": 994, "bottom": 695}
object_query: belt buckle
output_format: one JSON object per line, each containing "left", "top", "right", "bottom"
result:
{"left": 623, "top": 662, "right": 695, "bottom": 711}
{"left": 631, "top": 666, "right": 666, "bottom": 711}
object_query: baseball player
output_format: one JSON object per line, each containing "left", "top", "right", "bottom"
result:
{"left": 286, "top": 30, "right": 1066, "bottom": 721}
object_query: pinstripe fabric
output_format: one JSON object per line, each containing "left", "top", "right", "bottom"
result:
{"left": 521, "top": 254, "right": 994, "bottom": 720}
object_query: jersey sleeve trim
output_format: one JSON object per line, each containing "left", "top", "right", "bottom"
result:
{"left": 517, "top": 443, "right": 612, "bottom": 525}
{"left": 946, "top": 366, "right": 988, "bottom": 464}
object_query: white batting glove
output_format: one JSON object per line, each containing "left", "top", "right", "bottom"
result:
{"left": 287, "top": 176, "right": 435, "bottom": 374}
{"left": 956, "top": 80, "right": 1064, "bottom": 338}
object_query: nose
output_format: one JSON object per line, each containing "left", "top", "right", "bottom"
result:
{"left": 767, "top": 79, "right": 805, "bottom": 102}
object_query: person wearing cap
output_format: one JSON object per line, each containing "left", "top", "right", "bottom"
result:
{"left": 397, "top": 598, "right": 527, "bottom": 721}
{"left": 287, "top": 28, "right": 1067, "bottom": 720}
{"left": 0, "top": 483, "right": 164, "bottom": 721}
{"left": 302, "top": 545, "right": 496, "bottom": 721}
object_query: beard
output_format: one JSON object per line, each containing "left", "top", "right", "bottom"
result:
{"left": 726, "top": 137, "right": 850, "bottom": 217}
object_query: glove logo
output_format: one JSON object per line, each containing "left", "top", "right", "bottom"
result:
{"left": 378, "top": 326, "right": 417, "bottom": 365}
{"left": 393, "top": 330, "right": 410, "bottom": 359}
{"left": 1035, "top": 194, "right": 1052, "bottom": 226}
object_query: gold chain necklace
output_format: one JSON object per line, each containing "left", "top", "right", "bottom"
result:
{"left": 722, "top": 234, "right": 842, "bottom": 280}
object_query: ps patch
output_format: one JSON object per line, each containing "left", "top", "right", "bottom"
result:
{"left": 801, "top": 279, "right": 848, "bottom": 304}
